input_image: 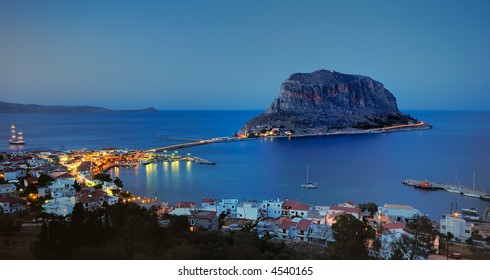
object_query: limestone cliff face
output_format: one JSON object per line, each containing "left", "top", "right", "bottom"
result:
{"left": 238, "top": 69, "right": 416, "bottom": 136}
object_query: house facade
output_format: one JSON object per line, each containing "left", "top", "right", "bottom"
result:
{"left": 189, "top": 210, "right": 218, "bottom": 231}
{"left": 377, "top": 204, "right": 422, "bottom": 224}
{"left": 260, "top": 199, "right": 283, "bottom": 219}
{"left": 440, "top": 213, "right": 473, "bottom": 241}
{"left": 218, "top": 198, "right": 239, "bottom": 215}
{"left": 0, "top": 183, "right": 16, "bottom": 197}
{"left": 0, "top": 196, "right": 27, "bottom": 214}
{"left": 237, "top": 201, "right": 259, "bottom": 220}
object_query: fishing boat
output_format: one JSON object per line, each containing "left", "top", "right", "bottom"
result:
{"left": 301, "top": 166, "right": 317, "bottom": 189}
{"left": 413, "top": 181, "right": 437, "bottom": 190}
{"left": 461, "top": 208, "right": 480, "bottom": 216}
{"left": 8, "top": 124, "right": 25, "bottom": 145}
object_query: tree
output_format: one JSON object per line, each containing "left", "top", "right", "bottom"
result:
{"left": 72, "top": 202, "right": 86, "bottom": 224}
{"left": 73, "top": 181, "right": 81, "bottom": 193}
{"left": 393, "top": 215, "right": 437, "bottom": 260}
{"left": 358, "top": 202, "right": 378, "bottom": 217}
{"left": 445, "top": 232, "right": 454, "bottom": 260}
{"left": 38, "top": 174, "right": 55, "bottom": 186}
{"left": 114, "top": 177, "right": 124, "bottom": 189}
{"left": 330, "top": 214, "right": 375, "bottom": 259}
{"left": 32, "top": 223, "right": 50, "bottom": 259}
{"left": 94, "top": 173, "right": 112, "bottom": 182}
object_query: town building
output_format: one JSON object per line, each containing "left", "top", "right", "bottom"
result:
{"left": 189, "top": 210, "right": 218, "bottom": 231}
{"left": 170, "top": 201, "right": 196, "bottom": 216}
{"left": 76, "top": 188, "right": 117, "bottom": 211}
{"left": 275, "top": 217, "right": 314, "bottom": 241}
{"left": 218, "top": 198, "right": 239, "bottom": 215}
{"left": 377, "top": 204, "right": 422, "bottom": 224}
{"left": 42, "top": 196, "right": 76, "bottom": 216}
{"left": 237, "top": 201, "right": 259, "bottom": 220}
{"left": 308, "top": 223, "right": 333, "bottom": 245}
{"left": 440, "top": 213, "right": 473, "bottom": 241}
{"left": 0, "top": 196, "right": 27, "bottom": 214}
{"left": 281, "top": 200, "right": 310, "bottom": 218}
{"left": 0, "top": 183, "right": 16, "bottom": 197}
{"left": 201, "top": 198, "right": 218, "bottom": 212}
{"left": 326, "top": 205, "right": 363, "bottom": 225}
{"left": 260, "top": 199, "right": 283, "bottom": 219}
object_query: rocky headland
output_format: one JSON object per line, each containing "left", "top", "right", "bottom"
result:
{"left": 237, "top": 69, "right": 429, "bottom": 137}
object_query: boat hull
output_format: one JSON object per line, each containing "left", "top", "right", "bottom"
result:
{"left": 462, "top": 193, "right": 480, "bottom": 198}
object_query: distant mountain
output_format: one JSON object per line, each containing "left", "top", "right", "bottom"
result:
{"left": 0, "top": 101, "right": 158, "bottom": 113}
{"left": 238, "top": 69, "right": 425, "bottom": 136}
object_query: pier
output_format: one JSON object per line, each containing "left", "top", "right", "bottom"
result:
{"left": 145, "top": 137, "right": 252, "bottom": 153}
{"left": 402, "top": 179, "right": 490, "bottom": 201}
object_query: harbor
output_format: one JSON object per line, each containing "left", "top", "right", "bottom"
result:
{"left": 402, "top": 179, "right": 490, "bottom": 201}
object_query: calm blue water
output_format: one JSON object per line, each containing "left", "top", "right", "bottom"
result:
{"left": 1, "top": 110, "right": 489, "bottom": 220}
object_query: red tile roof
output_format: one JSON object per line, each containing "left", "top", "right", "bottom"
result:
{"left": 296, "top": 219, "right": 313, "bottom": 231}
{"left": 176, "top": 202, "right": 196, "bottom": 208}
{"left": 384, "top": 222, "right": 405, "bottom": 230}
{"left": 202, "top": 198, "right": 216, "bottom": 203}
{"left": 0, "top": 196, "right": 26, "bottom": 205}
{"left": 345, "top": 200, "right": 356, "bottom": 207}
{"left": 291, "top": 202, "right": 310, "bottom": 211}
{"left": 54, "top": 173, "right": 75, "bottom": 179}
{"left": 191, "top": 210, "right": 216, "bottom": 219}
{"left": 282, "top": 200, "right": 297, "bottom": 208}
{"left": 330, "top": 206, "right": 362, "bottom": 216}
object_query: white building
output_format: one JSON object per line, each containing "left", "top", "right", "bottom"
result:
{"left": 260, "top": 199, "right": 283, "bottom": 218}
{"left": 440, "top": 213, "right": 473, "bottom": 241}
{"left": 0, "top": 196, "right": 27, "bottom": 214}
{"left": 42, "top": 196, "right": 76, "bottom": 217}
{"left": 237, "top": 201, "right": 259, "bottom": 220}
{"left": 201, "top": 198, "right": 218, "bottom": 212}
{"left": 218, "top": 198, "right": 239, "bottom": 215}
{"left": 170, "top": 202, "right": 197, "bottom": 216}
{"left": 3, "top": 169, "right": 18, "bottom": 182}
{"left": 377, "top": 204, "right": 422, "bottom": 224}
{"left": 106, "top": 195, "right": 119, "bottom": 206}
{"left": 281, "top": 200, "right": 310, "bottom": 218}
{"left": 0, "top": 183, "right": 16, "bottom": 197}
{"left": 49, "top": 180, "right": 76, "bottom": 199}
{"left": 275, "top": 217, "right": 313, "bottom": 242}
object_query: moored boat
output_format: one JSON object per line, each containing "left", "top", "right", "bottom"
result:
{"left": 8, "top": 124, "right": 25, "bottom": 145}
{"left": 413, "top": 181, "right": 437, "bottom": 190}
{"left": 461, "top": 208, "right": 480, "bottom": 216}
{"left": 301, "top": 166, "right": 317, "bottom": 189}
{"left": 446, "top": 188, "right": 462, "bottom": 194}
{"left": 462, "top": 192, "right": 480, "bottom": 198}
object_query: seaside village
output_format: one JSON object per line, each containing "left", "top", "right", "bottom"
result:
{"left": 1, "top": 149, "right": 490, "bottom": 259}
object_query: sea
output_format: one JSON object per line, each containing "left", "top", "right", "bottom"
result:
{"left": 1, "top": 110, "right": 489, "bottom": 220}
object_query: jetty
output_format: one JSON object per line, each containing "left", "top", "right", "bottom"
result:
{"left": 402, "top": 179, "right": 490, "bottom": 201}
{"left": 145, "top": 137, "right": 252, "bottom": 153}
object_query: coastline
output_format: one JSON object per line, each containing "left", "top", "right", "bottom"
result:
{"left": 242, "top": 121, "right": 432, "bottom": 141}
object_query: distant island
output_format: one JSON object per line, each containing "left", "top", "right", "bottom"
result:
{"left": 0, "top": 101, "right": 158, "bottom": 113}
{"left": 237, "top": 69, "right": 430, "bottom": 137}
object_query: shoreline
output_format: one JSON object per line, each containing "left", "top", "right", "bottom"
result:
{"left": 239, "top": 121, "right": 432, "bottom": 141}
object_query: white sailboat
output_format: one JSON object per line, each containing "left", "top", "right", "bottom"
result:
{"left": 462, "top": 172, "right": 480, "bottom": 198}
{"left": 447, "top": 173, "right": 463, "bottom": 194}
{"left": 301, "top": 166, "right": 317, "bottom": 189}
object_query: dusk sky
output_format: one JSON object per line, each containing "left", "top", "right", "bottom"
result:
{"left": 1, "top": 0, "right": 489, "bottom": 110}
